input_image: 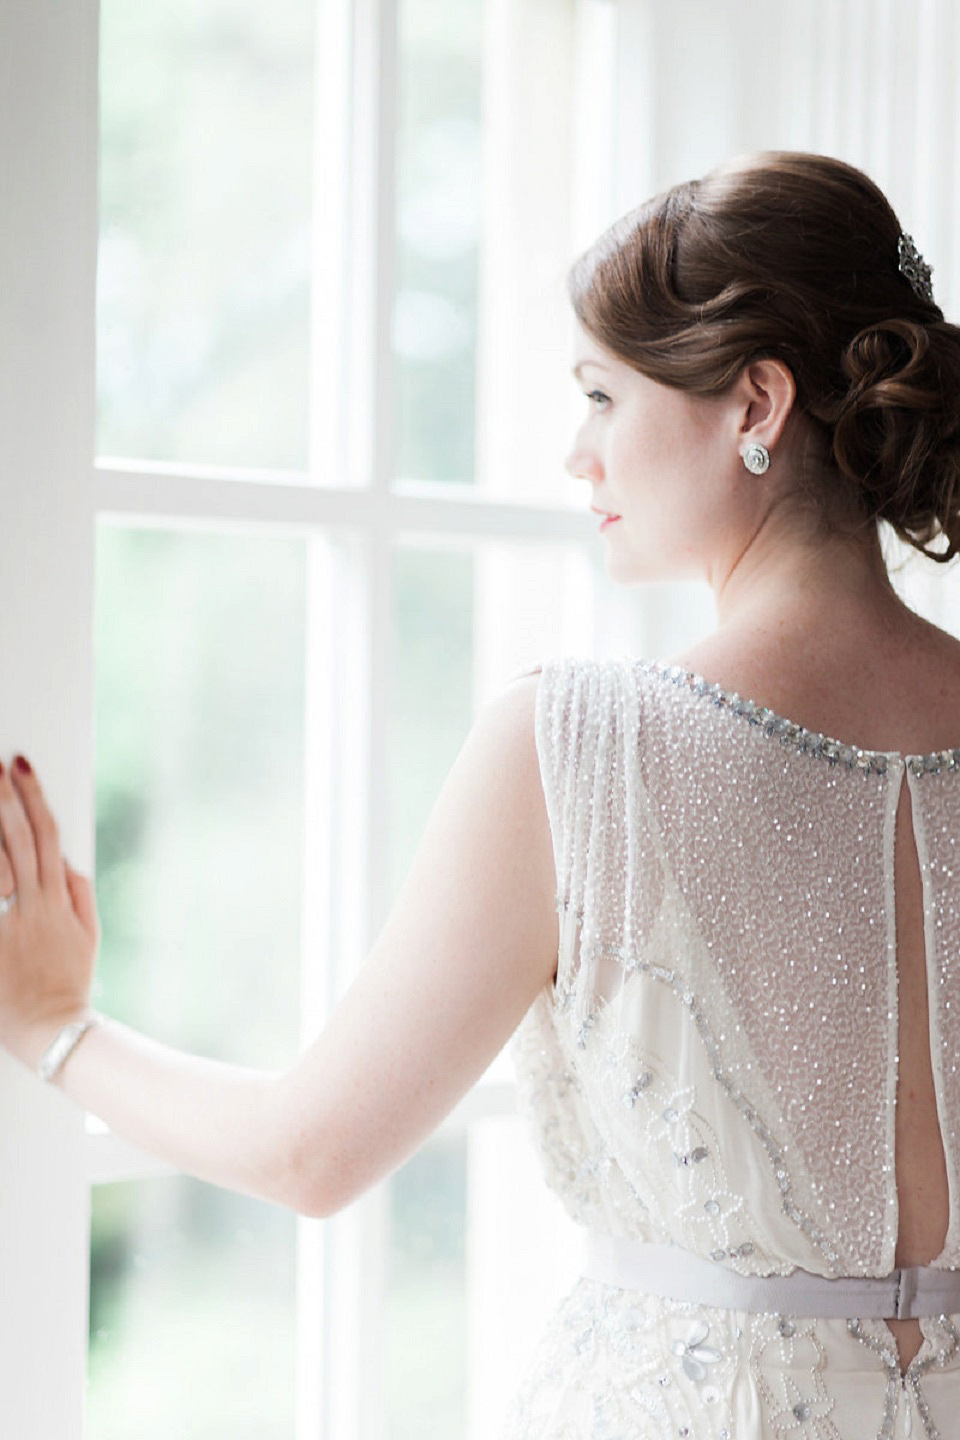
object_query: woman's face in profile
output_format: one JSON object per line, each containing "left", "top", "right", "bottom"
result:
{"left": 564, "top": 323, "right": 751, "bottom": 585}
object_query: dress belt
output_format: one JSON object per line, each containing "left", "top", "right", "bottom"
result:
{"left": 581, "top": 1232, "right": 960, "bottom": 1320}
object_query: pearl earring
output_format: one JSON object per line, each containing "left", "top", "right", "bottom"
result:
{"left": 742, "top": 443, "right": 770, "bottom": 474}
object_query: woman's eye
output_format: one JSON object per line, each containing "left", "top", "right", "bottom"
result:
{"left": 585, "top": 389, "right": 610, "bottom": 407}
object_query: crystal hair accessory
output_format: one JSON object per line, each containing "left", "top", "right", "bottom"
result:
{"left": 898, "top": 232, "right": 934, "bottom": 304}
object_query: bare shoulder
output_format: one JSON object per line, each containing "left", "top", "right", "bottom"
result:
{"left": 664, "top": 618, "right": 960, "bottom": 754}
{"left": 429, "top": 666, "right": 555, "bottom": 960}
{"left": 490, "top": 666, "right": 544, "bottom": 739}
{"left": 476, "top": 667, "right": 542, "bottom": 752}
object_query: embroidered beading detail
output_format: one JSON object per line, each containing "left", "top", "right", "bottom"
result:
{"left": 671, "top": 1319, "right": 723, "bottom": 1381}
{"left": 640, "top": 660, "right": 960, "bottom": 777}
{"left": 846, "top": 1315, "right": 960, "bottom": 1439}
{"left": 751, "top": 1317, "right": 840, "bottom": 1438}
{"left": 581, "top": 945, "right": 845, "bottom": 1273}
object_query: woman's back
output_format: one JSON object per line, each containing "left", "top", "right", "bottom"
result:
{"left": 502, "top": 634, "right": 960, "bottom": 1438}
{"left": 671, "top": 616, "right": 960, "bottom": 1376}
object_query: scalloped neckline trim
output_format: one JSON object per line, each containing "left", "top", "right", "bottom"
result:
{"left": 638, "top": 657, "right": 960, "bottom": 778}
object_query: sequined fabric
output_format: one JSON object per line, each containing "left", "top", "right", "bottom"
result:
{"left": 500, "top": 656, "right": 960, "bottom": 1440}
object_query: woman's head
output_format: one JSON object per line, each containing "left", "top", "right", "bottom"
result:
{"left": 565, "top": 150, "right": 960, "bottom": 583}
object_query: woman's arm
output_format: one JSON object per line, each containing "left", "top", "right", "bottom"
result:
{"left": 25, "top": 1015, "right": 294, "bottom": 1206}
{"left": 4, "top": 672, "right": 557, "bottom": 1218}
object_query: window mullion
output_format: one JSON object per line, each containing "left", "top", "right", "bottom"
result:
{"left": 304, "top": 0, "right": 401, "bottom": 1426}
{"left": 309, "top": 0, "right": 353, "bottom": 486}
{"left": 352, "top": 7, "right": 400, "bottom": 1433}
{"left": 346, "top": 0, "right": 398, "bottom": 498}
{"left": 93, "top": 465, "right": 596, "bottom": 543}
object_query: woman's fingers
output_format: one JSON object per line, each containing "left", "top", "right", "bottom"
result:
{"left": 0, "top": 761, "right": 40, "bottom": 896}
{"left": 0, "top": 840, "right": 15, "bottom": 901}
{"left": 64, "top": 860, "right": 100, "bottom": 944}
{"left": 5, "top": 757, "right": 67, "bottom": 899}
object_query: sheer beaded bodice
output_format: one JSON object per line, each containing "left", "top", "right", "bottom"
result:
{"left": 500, "top": 655, "right": 960, "bottom": 1440}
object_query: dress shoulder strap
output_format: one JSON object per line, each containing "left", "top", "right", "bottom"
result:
{"left": 516, "top": 657, "right": 654, "bottom": 1011}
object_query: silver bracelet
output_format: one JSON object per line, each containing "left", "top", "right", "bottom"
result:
{"left": 37, "top": 1014, "right": 102, "bottom": 1083}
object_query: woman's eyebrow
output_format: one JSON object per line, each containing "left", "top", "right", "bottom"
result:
{"left": 572, "top": 361, "right": 611, "bottom": 381}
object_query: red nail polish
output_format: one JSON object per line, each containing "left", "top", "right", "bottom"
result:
{"left": 14, "top": 755, "right": 31, "bottom": 775}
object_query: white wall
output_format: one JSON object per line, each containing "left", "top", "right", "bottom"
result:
{"left": 0, "top": 2, "right": 99, "bottom": 1435}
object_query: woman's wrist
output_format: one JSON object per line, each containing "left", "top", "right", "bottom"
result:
{"left": 36, "top": 1011, "right": 103, "bottom": 1083}
{"left": 22, "top": 1004, "right": 99, "bottom": 1075}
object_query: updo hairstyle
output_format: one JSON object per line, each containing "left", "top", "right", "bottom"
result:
{"left": 567, "top": 151, "right": 960, "bottom": 564}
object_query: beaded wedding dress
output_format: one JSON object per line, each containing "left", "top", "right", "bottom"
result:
{"left": 500, "top": 655, "right": 960, "bottom": 1440}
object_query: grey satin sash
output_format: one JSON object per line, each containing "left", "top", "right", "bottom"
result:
{"left": 581, "top": 1232, "right": 960, "bottom": 1320}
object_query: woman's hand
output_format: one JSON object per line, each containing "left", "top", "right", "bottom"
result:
{"left": 0, "top": 755, "right": 100, "bottom": 1070}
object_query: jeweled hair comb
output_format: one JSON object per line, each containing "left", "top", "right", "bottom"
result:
{"left": 898, "top": 231, "right": 934, "bottom": 304}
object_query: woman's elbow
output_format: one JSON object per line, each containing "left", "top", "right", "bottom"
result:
{"left": 277, "top": 1137, "right": 355, "bottom": 1219}
{"left": 288, "top": 1173, "right": 354, "bottom": 1220}
{"left": 266, "top": 1078, "right": 366, "bottom": 1219}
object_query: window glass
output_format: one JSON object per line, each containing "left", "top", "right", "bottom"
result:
{"left": 381, "top": 537, "right": 589, "bottom": 1429}
{"left": 388, "top": 545, "right": 475, "bottom": 904}
{"left": 394, "top": 0, "right": 484, "bottom": 485}
{"left": 97, "top": 1, "right": 314, "bottom": 469}
{"left": 88, "top": 1177, "right": 297, "bottom": 1440}
{"left": 89, "top": 525, "right": 306, "bottom": 1432}
{"left": 92, "top": 525, "right": 305, "bottom": 1062}
{"left": 386, "top": 1136, "right": 468, "bottom": 1438}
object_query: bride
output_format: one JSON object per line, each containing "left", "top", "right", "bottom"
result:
{"left": 4, "top": 150, "right": 960, "bottom": 1437}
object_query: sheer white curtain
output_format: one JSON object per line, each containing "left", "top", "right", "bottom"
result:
{"left": 611, "top": 0, "right": 960, "bottom": 657}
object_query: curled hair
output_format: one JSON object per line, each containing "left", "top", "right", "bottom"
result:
{"left": 567, "top": 151, "right": 960, "bottom": 563}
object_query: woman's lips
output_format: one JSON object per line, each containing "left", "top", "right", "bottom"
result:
{"left": 599, "top": 515, "right": 621, "bottom": 530}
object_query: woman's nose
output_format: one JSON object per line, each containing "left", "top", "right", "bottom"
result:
{"left": 564, "top": 441, "right": 600, "bottom": 482}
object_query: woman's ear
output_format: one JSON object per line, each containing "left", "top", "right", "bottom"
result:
{"left": 738, "top": 358, "right": 797, "bottom": 449}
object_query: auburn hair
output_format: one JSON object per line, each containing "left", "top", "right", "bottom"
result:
{"left": 567, "top": 151, "right": 960, "bottom": 564}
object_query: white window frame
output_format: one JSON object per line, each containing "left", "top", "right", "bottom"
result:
{"left": 0, "top": 2, "right": 618, "bottom": 1436}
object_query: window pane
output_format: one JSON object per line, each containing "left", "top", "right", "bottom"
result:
{"left": 92, "top": 524, "right": 305, "bottom": 1064}
{"left": 388, "top": 545, "right": 475, "bottom": 903}
{"left": 388, "top": 537, "right": 594, "bottom": 1082}
{"left": 394, "top": 0, "right": 484, "bottom": 485}
{"left": 97, "top": 2, "right": 314, "bottom": 469}
{"left": 89, "top": 524, "right": 306, "bottom": 1429}
{"left": 382, "top": 538, "right": 591, "bottom": 1430}
{"left": 88, "top": 1176, "right": 297, "bottom": 1439}
{"left": 386, "top": 1136, "right": 468, "bottom": 1438}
